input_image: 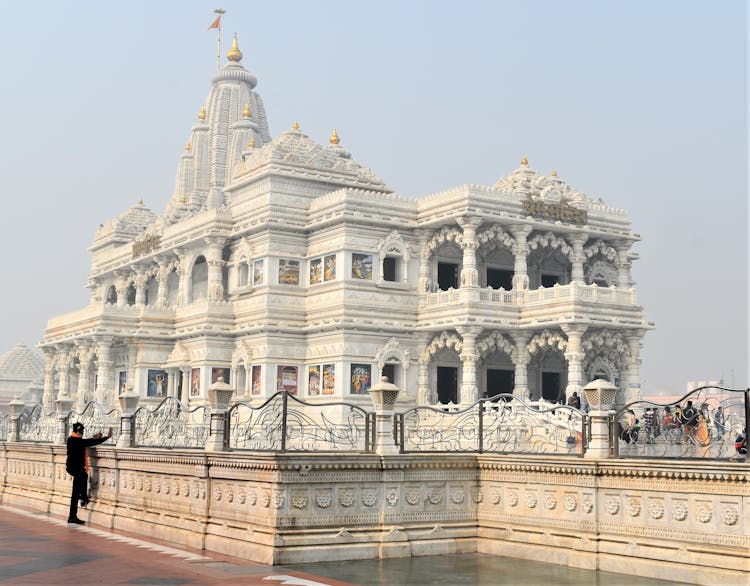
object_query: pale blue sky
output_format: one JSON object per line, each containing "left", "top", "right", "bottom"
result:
{"left": 0, "top": 1, "right": 746, "bottom": 393}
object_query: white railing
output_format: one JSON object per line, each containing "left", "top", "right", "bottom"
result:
{"left": 420, "top": 282, "right": 636, "bottom": 308}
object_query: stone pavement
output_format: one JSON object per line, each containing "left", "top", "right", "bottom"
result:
{"left": 0, "top": 505, "right": 687, "bottom": 586}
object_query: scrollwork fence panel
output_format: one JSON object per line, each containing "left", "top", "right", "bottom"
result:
{"left": 614, "top": 385, "right": 748, "bottom": 460}
{"left": 69, "top": 402, "right": 122, "bottom": 443}
{"left": 18, "top": 404, "right": 57, "bottom": 443}
{"left": 133, "top": 397, "right": 209, "bottom": 449}
{"left": 228, "top": 392, "right": 374, "bottom": 452}
{"left": 396, "top": 395, "right": 584, "bottom": 456}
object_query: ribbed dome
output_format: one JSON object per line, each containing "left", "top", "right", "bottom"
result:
{"left": 0, "top": 343, "right": 44, "bottom": 382}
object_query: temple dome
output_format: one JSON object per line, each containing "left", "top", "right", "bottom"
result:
{"left": 494, "top": 157, "right": 588, "bottom": 203}
{"left": 0, "top": 344, "right": 44, "bottom": 382}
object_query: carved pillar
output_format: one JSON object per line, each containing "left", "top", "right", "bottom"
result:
{"left": 416, "top": 229, "right": 432, "bottom": 293}
{"left": 616, "top": 243, "right": 632, "bottom": 288}
{"left": 174, "top": 249, "right": 188, "bottom": 306}
{"left": 76, "top": 345, "right": 93, "bottom": 409}
{"left": 625, "top": 331, "right": 644, "bottom": 405}
{"left": 512, "top": 332, "right": 531, "bottom": 399}
{"left": 57, "top": 349, "right": 71, "bottom": 399}
{"left": 156, "top": 261, "right": 170, "bottom": 308}
{"left": 205, "top": 238, "right": 225, "bottom": 301}
{"left": 114, "top": 272, "right": 130, "bottom": 307}
{"left": 180, "top": 367, "right": 190, "bottom": 405}
{"left": 510, "top": 225, "right": 531, "bottom": 290}
{"left": 571, "top": 234, "right": 587, "bottom": 283}
{"left": 457, "top": 325, "right": 481, "bottom": 405}
{"left": 95, "top": 337, "right": 114, "bottom": 407}
{"left": 417, "top": 333, "right": 433, "bottom": 405}
{"left": 134, "top": 271, "right": 148, "bottom": 307}
{"left": 458, "top": 217, "right": 481, "bottom": 288}
{"left": 42, "top": 348, "right": 57, "bottom": 411}
{"left": 562, "top": 324, "right": 588, "bottom": 401}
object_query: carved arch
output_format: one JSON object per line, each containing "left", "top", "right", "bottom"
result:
{"left": 420, "top": 331, "right": 463, "bottom": 364}
{"left": 374, "top": 337, "right": 411, "bottom": 371}
{"left": 527, "top": 329, "right": 568, "bottom": 356}
{"left": 581, "top": 330, "right": 630, "bottom": 375}
{"left": 377, "top": 230, "right": 411, "bottom": 263}
{"left": 423, "top": 225, "right": 463, "bottom": 258}
{"left": 476, "top": 331, "right": 517, "bottom": 363}
{"left": 583, "top": 239, "right": 618, "bottom": 262}
{"left": 477, "top": 224, "right": 515, "bottom": 254}
{"left": 527, "top": 232, "right": 573, "bottom": 259}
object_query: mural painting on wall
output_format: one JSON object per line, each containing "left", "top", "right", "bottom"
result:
{"left": 308, "top": 365, "right": 320, "bottom": 395}
{"left": 323, "top": 364, "right": 335, "bottom": 395}
{"left": 352, "top": 253, "right": 373, "bottom": 280}
{"left": 190, "top": 368, "right": 200, "bottom": 397}
{"left": 277, "top": 365, "right": 298, "bottom": 394}
{"left": 310, "top": 259, "right": 322, "bottom": 285}
{"left": 211, "top": 367, "right": 230, "bottom": 385}
{"left": 253, "top": 259, "right": 264, "bottom": 286}
{"left": 279, "top": 259, "right": 300, "bottom": 285}
{"left": 147, "top": 369, "right": 168, "bottom": 397}
{"left": 251, "top": 365, "right": 261, "bottom": 395}
{"left": 118, "top": 371, "right": 127, "bottom": 394}
{"left": 324, "top": 254, "right": 336, "bottom": 281}
{"left": 350, "top": 364, "right": 371, "bottom": 395}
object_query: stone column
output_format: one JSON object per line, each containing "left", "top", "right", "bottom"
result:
{"left": 42, "top": 348, "right": 57, "bottom": 411}
{"left": 510, "top": 225, "right": 531, "bottom": 291}
{"left": 95, "top": 337, "right": 113, "bottom": 407}
{"left": 616, "top": 243, "right": 632, "bottom": 288}
{"left": 156, "top": 261, "right": 171, "bottom": 308}
{"left": 512, "top": 332, "right": 531, "bottom": 399}
{"left": 416, "top": 229, "right": 433, "bottom": 293}
{"left": 457, "top": 325, "right": 481, "bottom": 405}
{"left": 624, "top": 331, "right": 644, "bottom": 405}
{"left": 458, "top": 217, "right": 481, "bottom": 288}
{"left": 8, "top": 399, "right": 25, "bottom": 442}
{"left": 76, "top": 345, "right": 93, "bottom": 409}
{"left": 571, "top": 234, "right": 587, "bottom": 283}
{"left": 57, "top": 349, "right": 71, "bottom": 399}
{"left": 205, "top": 238, "right": 225, "bottom": 301}
{"left": 180, "top": 367, "right": 190, "bottom": 404}
{"left": 174, "top": 249, "right": 188, "bottom": 306}
{"left": 134, "top": 271, "right": 148, "bottom": 307}
{"left": 115, "top": 272, "right": 130, "bottom": 307}
{"left": 417, "top": 333, "right": 433, "bottom": 405}
{"left": 562, "top": 324, "right": 588, "bottom": 402}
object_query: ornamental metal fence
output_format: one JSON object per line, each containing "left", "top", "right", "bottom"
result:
{"left": 18, "top": 404, "right": 57, "bottom": 443}
{"left": 611, "top": 386, "right": 749, "bottom": 460}
{"left": 227, "top": 392, "right": 375, "bottom": 452}
{"left": 395, "top": 394, "right": 587, "bottom": 456}
{"left": 133, "top": 397, "right": 210, "bottom": 449}
{"left": 69, "top": 402, "right": 122, "bottom": 444}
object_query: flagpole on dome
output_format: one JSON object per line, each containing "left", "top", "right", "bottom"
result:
{"left": 208, "top": 8, "right": 226, "bottom": 72}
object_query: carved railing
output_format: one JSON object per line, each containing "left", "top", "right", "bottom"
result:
{"left": 69, "top": 402, "right": 122, "bottom": 444}
{"left": 613, "top": 386, "right": 749, "bottom": 460}
{"left": 395, "top": 395, "right": 585, "bottom": 455}
{"left": 133, "top": 397, "right": 210, "bottom": 449}
{"left": 227, "top": 392, "right": 375, "bottom": 452}
{"left": 18, "top": 404, "right": 57, "bottom": 443}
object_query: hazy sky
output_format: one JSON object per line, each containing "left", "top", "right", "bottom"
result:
{"left": 0, "top": 1, "right": 746, "bottom": 393}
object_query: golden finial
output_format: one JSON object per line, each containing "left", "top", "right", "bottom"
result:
{"left": 521, "top": 153, "right": 528, "bottom": 166}
{"left": 242, "top": 103, "right": 250, "bottom": 118}
{"left": 138, "top": 197, "right": 143, "bottom": 205}
{"left": 198, "top": 105, "right": 206, "bottom": 121}
{"left": 292, "top": 121, "right": 300, "bottom": 130}
{"left": 551, "top": 168, "right": 557, "bottom": 177}
{"left": 227, "top": 34, "right": 243, "bottom": 62}
{"left": 185, "top": 141, "right": 191, "bottom": 152}
{"left": 180, "top": 193, "right": 187, "bottom": 205}
{"left": 329, "top": 128, "right": 340, "bottom": 145}
{"left": 248, "top": 136, "right": 255, "bottom": 148}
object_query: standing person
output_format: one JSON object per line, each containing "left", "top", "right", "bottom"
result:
{"left": 567, "top": 392, "right": 581, "bottom": 410}
{"left": 642, "top": 408, "right": 655, "bottom": 444}
{"left": 681, "top": 400, "right": 698, "bottom": 444}
{"left": 714, "top": 406, "right": 725, "bottom": 441}
{"left": 66, "top": 422, "right": 112, "bottom": 524}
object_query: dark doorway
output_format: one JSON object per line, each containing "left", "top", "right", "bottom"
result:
{"left": 541, "top": 274, "right": 560, "bottom": 288}
{"left": 437, "top": 263, "right": 459, "bottom": 290}
{"left": 486, "top": 369, "right": 514, "bottom": 397}
{"left": 177, "top": 372, "right": 183, "bottom": 399}
{"left": 437, "top": 366, "right": 458, "bottom": 404}
{"left": 542, "top": 372, "right": 561, "bottom": 402}
{"left": 383, "top": 257, "right": 396, "bottom": 282}
{"left": 486, "top": 268, "right": 513, "bottom": 290}
{"left": 382, "top": 363, "right": 395, "bottom": 384}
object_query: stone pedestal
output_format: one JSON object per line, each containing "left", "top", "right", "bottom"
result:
{"left": 117, "top": 393, "right": 139, "bottom": 448}
{"left": 585, "top": 410, "right": 613, "bottom": 459}
{"left": 55, "top": 398, "right": 73, "bottom": 445}
{"left": 369, "top": 376, "right": 400, "bottom": 455}
{"left": 8, "top": 399, "right": 25, "bottom": 442}
{"left": 206, "top": 379, "right": 234, "bottom": 452}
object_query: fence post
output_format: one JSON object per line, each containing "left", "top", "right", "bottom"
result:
{"left": 205, "top": 379, "right": 234, "bottom": 452}
{"left": 281, "top": 392, "right": 288, "bottom": 452}
{"left": 369, "top": 377, "right": 400, "bottom": 455}
{"left": 582, "top": 379, "right": 619, "bottom": 459}
{"left": 55, "top": 398, "right": 73, "bottom": 445}
{"left": 117, "top": 393, "right": 139, "bottom": 449}
{"left": 8, "top": 399, "right": 25, "bottom": 443}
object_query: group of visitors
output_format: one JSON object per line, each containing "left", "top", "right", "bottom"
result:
{"left": 619, "top": 401, "right": 728, "bottom": 446}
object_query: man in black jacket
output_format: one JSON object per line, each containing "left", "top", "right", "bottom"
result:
{"left": 66, "top": 422, "right": 112, "bottom": 524}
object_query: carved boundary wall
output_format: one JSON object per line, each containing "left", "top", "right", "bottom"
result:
{"left": 0, "top": 443, "right": 746, "bottom": 584}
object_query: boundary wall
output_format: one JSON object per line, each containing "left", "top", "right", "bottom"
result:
{"left": 0, "top": 443, "right": 747, "bottom": 585}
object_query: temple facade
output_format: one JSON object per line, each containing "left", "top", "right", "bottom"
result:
{"left": 39, "top": 35, "right": 651, "bottom": 412}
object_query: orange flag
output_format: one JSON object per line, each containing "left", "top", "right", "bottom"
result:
{"left": 207, "top": 15, "right": 221, "bottom": 30}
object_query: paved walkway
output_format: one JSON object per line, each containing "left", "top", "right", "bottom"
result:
{"left": 0, "top": 505, "right": 689, "bottom": 586}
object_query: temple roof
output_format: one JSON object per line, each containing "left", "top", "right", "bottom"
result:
{"left": 0, "top": 344, "right": 44, "bottom": 382}
{"left": 494, "top": 157, "right": 588, "bottom": 203}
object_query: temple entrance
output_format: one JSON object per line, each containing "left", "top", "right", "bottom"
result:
{"left": 486, "top": 369, "right": 513, "bottom": 397}
{"left": 437, "top": 366, "right": 458, "bottom": 404}
{"left": 542, "top": 372, "right": 561, "bottom": 402}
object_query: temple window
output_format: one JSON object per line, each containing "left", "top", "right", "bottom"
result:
{"left": 191, "top": 256, "right": 208, "bottom": 301}
{"left": 105, "top": 285, "right": 117, "bottom": 305}
{"left": 541, "top": 274, "right": 561, "bottom": 288}
{"left": 486, "top": 268, "right": 513, "bottom": 290}
{"left": 382, "top": 257, "right": 397, "bottom": 282}
{"left": 145, "top": 277, "right": 158, "bottom": 306}
{"left": 437, "top": 262, "right": 459, "bottom": 290}
{"left": 238, "top": 261, "right": 249, "bottom": 287}
{"left": 166, "top": 270, "right": 179, "bottom": 306}
{"left": 126, "top": 284, "right": 136, "bottom": 306}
